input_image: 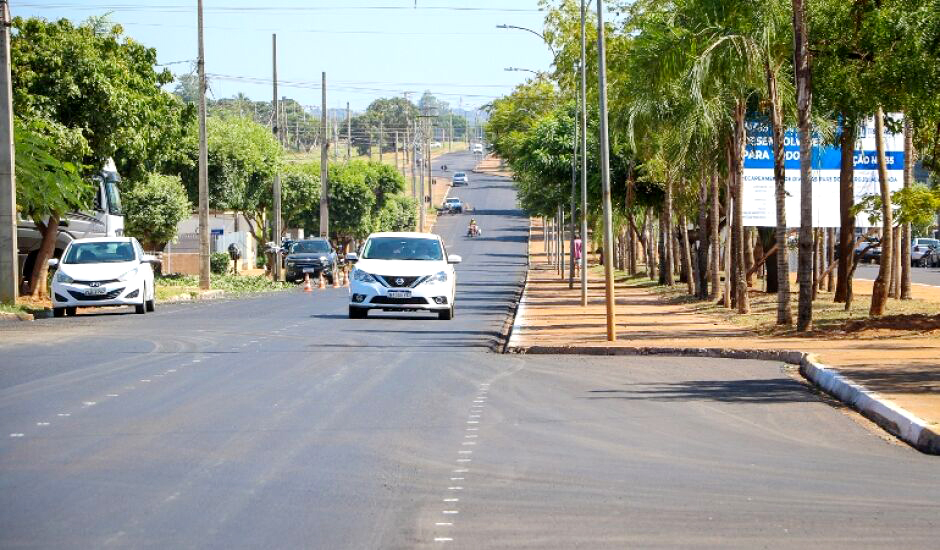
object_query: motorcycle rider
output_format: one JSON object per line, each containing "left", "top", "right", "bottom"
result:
{"left": 467, "top": 218, "right": 480, "bottom": 237}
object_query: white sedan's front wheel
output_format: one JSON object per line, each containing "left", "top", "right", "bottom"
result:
{"left": 438, "top": 304, "right": 454, "bottom": 320}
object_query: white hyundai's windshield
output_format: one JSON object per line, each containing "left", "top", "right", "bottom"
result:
{"left": 64, "top": 242, "right": 136, "bottom": 264}
{"left": 362, "top": 237, "right": 443, "bottom": 261}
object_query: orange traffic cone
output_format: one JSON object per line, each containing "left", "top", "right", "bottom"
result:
{"left": 332, "top": 269, "right": 340, "bottom": 288}
{"left": 343, "top": 267, "right": 350, "bottom": 288}
{"left": 303, "top": 274, "right": 313, "bottom": 292}
{"left": 318, "top": 272, "right": 326, "bottom": 289}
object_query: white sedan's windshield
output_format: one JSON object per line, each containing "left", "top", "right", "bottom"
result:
{"left": 362, "top": 237, "right": 443, "bottom": 261}
{"left": 64, "top": 242, "right": 136, "bottom": 264}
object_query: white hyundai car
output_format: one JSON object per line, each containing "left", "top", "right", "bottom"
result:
{"left": 346, "top": 232, "right": 461, "bottom": 320}
{"left": 49, "top": 237, "right": 157, "bottom": 318}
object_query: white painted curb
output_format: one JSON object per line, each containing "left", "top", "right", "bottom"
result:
{"left": 800, "top": 354, "right": 938, "bottom": 454}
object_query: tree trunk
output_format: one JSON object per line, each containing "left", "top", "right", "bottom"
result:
{"left": 835, "top": 119, "right": 856, "bottom": 302}
{"left": 697, "top": 173, "right": 710, "bottom": 299}
{"left": 812, "top": 228, "right": 820, "bottom": 300}
{"left": 901, "top": 115, "right": 913, "bottom": 299}
{"left": 658, "top": 214, "right": 667, "bottom": 285}
{"left": 29, "top": 215, "right": 60, "bottom": 300}
{"left": 663, "top": 177, "right": 674, "bottom": 286}
{"left": 680, "top": 216, "right": 694, "bottom": 295}
{"left": 744, "top": 227, "right": 755, "bottom": 287}
{"left": 870, "top": 106, "right": 893, "bottom": 317}
{"left": 709, "top": 169, "right": 720, "bottom": 301}
{"left": 890, "top": 225, "right": 900, "bottom": 298}
{"left": 793, "top": 0, "right": 814, "bottom": 331}
{"left": 826, "top": 227, "right": 835, "bottom": 292}
{"left": 732, "top": 102, "right": 749, "bottom": 313}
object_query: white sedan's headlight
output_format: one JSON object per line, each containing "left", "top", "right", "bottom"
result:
{"left": 352, "top": 269, "right": 376, "bottom": 283}
{"left": 429, "top": 271, "right": 448, "bottom": 283}
{"left": 118, "top": 267, "right": 139, "bottom": 282}
{"left": 55, "top": 271, "right": 74, "bottom": 284}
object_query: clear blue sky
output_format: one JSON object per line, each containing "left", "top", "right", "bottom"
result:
{"left": 13, "top": 1, "right": 555, "bottom": 113}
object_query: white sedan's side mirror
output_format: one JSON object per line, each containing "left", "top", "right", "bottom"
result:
{"left": 47, "top": 258, "right": 59, "bottom": 269}
{"left": 141, "top": 254, "right": 157, "bottom": 264}
{"left": 447, "top": 254, "right": 462, "bottom": 264}
{"left": 345, "top": 252, "right": 359, "bottom": 263}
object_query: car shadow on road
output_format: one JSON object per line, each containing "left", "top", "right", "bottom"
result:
{"left": 583, "top": 378, "right": 818, "bottom": 404}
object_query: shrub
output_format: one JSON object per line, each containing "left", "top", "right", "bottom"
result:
{"left": 210, "top": 252, "right": 230, "bottom": 274}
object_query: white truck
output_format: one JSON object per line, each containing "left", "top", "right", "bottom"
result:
{"left": 17, "top": 159, "right": 125, "bottom": 286}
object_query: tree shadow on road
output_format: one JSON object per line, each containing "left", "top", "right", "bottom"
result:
{"left": 583, "top": 378, "right": 818, "bottom": 404}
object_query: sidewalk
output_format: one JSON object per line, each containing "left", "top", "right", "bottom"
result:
{"left": 509, "top": 218, "right": 940, "bottom": 454}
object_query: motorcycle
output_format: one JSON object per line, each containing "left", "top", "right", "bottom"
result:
{"left": 466, "top": 225, "right": 482, "bottom": 238}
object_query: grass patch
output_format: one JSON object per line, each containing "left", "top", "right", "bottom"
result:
{"left": 156, "top": 273, "right": 293, "bottom": 300}
{"left": 588, "top": 264, "right": 940, "bottom": 337}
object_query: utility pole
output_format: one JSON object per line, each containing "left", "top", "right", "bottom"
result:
{"left": 346, "top": 102, "right": 351, "bottom": 162}
{"left": 379, "top": 120, "right": 384, "bottom": 163}
{"left": 271, "top": 34, "right": 282, "bottom": 281}
{"left": 418, "top": 118, "right": 425, "bottom": 232}
{"left": 596, "top": 0, "right": 617, "bottom": 341}
{"left": 0, "top": 0, "right": 17, "bottom": 303}
{"left": 579, "top": 0, "right": 589, "bottom": 306}
{"left": 197, "top": 0, "right": 210, "bottom": 290}
{"left": 319, "top": 72, "right": 329, "bottom": 238}
{"left": 394, "top": 131, "right": 400, "bottom": 175}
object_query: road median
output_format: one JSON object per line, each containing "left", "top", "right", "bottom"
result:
{"left": 507, "top": 217, "right": 940, "bottom": 455}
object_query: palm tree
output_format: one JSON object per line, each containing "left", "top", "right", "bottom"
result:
{"left": 869, "top": 106, "right": 893, "bottom": 316}
{"left": 792, "top": 0, "right": 814, "bottom": 331}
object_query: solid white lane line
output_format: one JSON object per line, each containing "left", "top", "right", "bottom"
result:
{"left": 444, "top": 498, "right": 459, "bottom": 502}
{"left": 435, "top": 522, "right": 453, "bottom": 526}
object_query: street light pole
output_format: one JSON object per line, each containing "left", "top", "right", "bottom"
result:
{"left": 596, "top": 0, "right": 616, "bottom": 341}
{"left": 580, "top": 0, "right": 588, "bottom": 306}
{"left": 271, "top": 34, "right": 282, "bottom": 282}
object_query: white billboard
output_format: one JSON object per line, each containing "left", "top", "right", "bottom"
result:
{"left": 741, "top": 116, "right": 905, "bottom": 228}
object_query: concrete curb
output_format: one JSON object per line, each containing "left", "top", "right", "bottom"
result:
{"left": 161, "top": 289, "right": 226, "bottom": 304}
{"left": 0, "top": 311, "right": 37, "bottom": 322}
{"left": 505, "top": 342, "right": 939, "bottom": 455}
{"left": 491, "top": 218, "right": 531, "bottom": 353}
{"left": 799, "top": 353, "right": 939, "bottom": 455}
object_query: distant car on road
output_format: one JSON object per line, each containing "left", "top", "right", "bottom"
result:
{"left": 452, "top": 172, "right": 469, "bottom": 186}
{"left": 345, "top": 231, "right": 461, "bottom": 320}
{"left": 285, "top": 238, "right": 338, "bottom": 283}
{"left": 471, "top": 143, "right": 484, "bottom": 154}
{"left": 912, "top": 238, "right": 940, "bottom": 267}
{"left": 48, "top": 237, "right": 156, "bottom": 318}
{"left": 431, "top": 141, "right": 442, "bottom": 149}
{"left": 443, "top": 197, "right": 463, "bottom": 213}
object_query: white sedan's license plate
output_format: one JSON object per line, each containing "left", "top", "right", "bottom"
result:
{"left": 85, "top": 287, "right": 107, "bottom": 296}
{"left": 387, "top": 290, "right": 411, "bottom": 299}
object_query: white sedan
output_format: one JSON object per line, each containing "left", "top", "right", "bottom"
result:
{"left": 49, "top": 237, "right": 157, "bottom": 317}
{"left": 346, "top": 232, "right": 461, "bottom": 320}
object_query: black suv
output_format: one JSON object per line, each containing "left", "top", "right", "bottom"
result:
{"left": 284, "top": 239, "right": 338, "bottom": 283}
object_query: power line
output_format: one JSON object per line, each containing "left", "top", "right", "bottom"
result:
{"left": 17, "top": 3, "right": 541, "bottom": 14}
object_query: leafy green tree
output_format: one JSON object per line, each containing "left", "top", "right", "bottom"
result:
{"left": 280, "top": 163, "right": 321, "bottom": 234}
{"left": 13, "top": 119, "right": 91, "bottom": 298}
{"left": 180, "top": 115, "right": 282, "bottom": 245}
{"left": 10, "top": 16, "right": 194, "bottom": 182}
{"left": 328, "top": 163, "right": 376, "bottom": 243}
{"left": 123, "top": 173, "right": 192, "bottom": 251}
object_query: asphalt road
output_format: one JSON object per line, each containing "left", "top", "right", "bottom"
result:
{"left": 788, "top": 250, "right": 940, "bottom": 287}
{"left": 1, "top": 152, "right": 937, "bottom": 548}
